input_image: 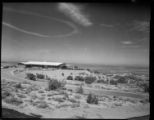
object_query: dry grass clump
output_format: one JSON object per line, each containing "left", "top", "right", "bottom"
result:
{"left": 2, "top": 91, "right": 13, "bottom": 99}
{"left": 4, "top": 96, "right": 23, "bottom": 106}
{"left": 38, "top": 90, "right": 45, "bottom": 93}
{"left": 74, "top": 95, "right": 81, "bottom": 99}
{"left": 76, "top": 85, "right": 84, "bottom": 94}
{"left": 14, "top": 83, "right": 22, "bottom": 89}
{"left": 87, "top": 93, "right": 98, "bottom": 104}
{"left": 53, "top": 97, "right": 65, "bottom": 103}
{"left": 68, "top": 98, "right": 78, "bottom": 103}
{"left": 71, "top": 103, "right": 80, "bottom": 108}
{"left": 16, "top": 93, "right": 27, "bottom": 98}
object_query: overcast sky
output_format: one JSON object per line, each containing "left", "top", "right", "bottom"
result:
{"left": 2, "top": 3, "right": 150, "bottom": 66}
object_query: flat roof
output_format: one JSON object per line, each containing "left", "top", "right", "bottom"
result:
{"left": 20, "top": 61, "right": 64, "bottom": 66}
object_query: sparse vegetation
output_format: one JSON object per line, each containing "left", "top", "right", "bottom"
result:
{"left": 76, "top": 85, "right": 84, "bottom": 94}
{"left": 110, "top": 80, "right": 118, "bottom": 85}
{"left": 48, "top": 79, "right": 65, "bottom": 90}
{"left": 87, "top": 93, "right": 98, "bottom": 104}
{"left": 35, "top": 101, "right": 49, "bottom": 108}
{"left": 26, "top": 73, "right": 36, "bottom": 81}
{"left": 46, "top": 75, "right": 51, "bottom": 80}
{"left": 75, "top": 76, "right": 84, "bottom": 81}
{"left": 117, "top": 77, "right": 127, "bottom": 84}
{"left": 97, "top": 80, "right": 108, "bottom": 84}
{"left": 36, "top": 73, "right": 45, "bottom": 79}
{"left": 67, "top": 75, "right": 73, "bottom": 80}
{"left": 14, "top": 83, "right": 22, "bottom": 89}
{"left": 62, "top": 73, "right": 64, "bottom": 76}
{"left": 138, "top": 82, "right": 149, "bottom": 93}
{"left": 4, "top": 96, "right": 23, "bottom": 106}
{"left": 84, "top": 76, "right": 96, "bottom": 84}
{"left": 2, "top": 91, "right": 13, "bottom": 99}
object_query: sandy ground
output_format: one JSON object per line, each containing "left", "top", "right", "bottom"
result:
{"left": 1, "top": 67, "right": 150, "bottom": 119}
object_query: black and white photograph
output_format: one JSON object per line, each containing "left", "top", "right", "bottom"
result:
{"left": 1, "top": 2, "right": 150, "bottom": 119}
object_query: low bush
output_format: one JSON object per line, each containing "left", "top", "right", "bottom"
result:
{"left": 97, "top": 80, "right": 108, "bottom": 84}
{"left": 36, "top": 73, "right": 45, "bottom": 79}
{"left": 138, "top": 83, "right": 149, "bottom": 93}
{"left": 110, "top": 80, "right": 118, "bottom": 85}
{"left": 46, "top": 75, "right": 51, "bottom": 80}
{"left": 87, "top": 93, "right": 98, "bottom": 104}
{"left": 76, "top": 85, "right": 84, "bottom": 94}
{"left": 2, "top": 91, "right": 12, "bottom": 99}
{"left": 26, "top": 73, "right": 36, "bottom": 81}
{"left": 14, "top": 83, "right": 22, "bottom": 89}
{"left": 62, "top": 73, "right": 64, "bottom": 76}
{"left": 67, "top": 75, "right": 73, "bottom": 80}
{"left": 85, "top": 76, "right": 96, "bottom": 84}
{"left": 48, "top": 79, "right": 65, "bottom": 90}
{"left": 117, "top": 77, "right": 127, "bottom": 84}
{"left": 75, "top": 76, "right": 84, "bottom": 81}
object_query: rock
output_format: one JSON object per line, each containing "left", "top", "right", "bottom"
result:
{"left": 35, "top": 101, "right": 49, "bottom": 108}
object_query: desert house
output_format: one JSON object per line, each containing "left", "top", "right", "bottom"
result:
{"left": 18, "top": 61, "right": 68, "bottom": 69}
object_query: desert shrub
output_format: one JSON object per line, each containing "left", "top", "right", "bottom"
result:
{"left": 86, "top": 93, "right": 98, "bottom": 104}
{"left": 97, "top": 80, "right": 108, "bottom": 84}
{"left": 14, "top": 83, "right": 22, "bottom": 89}
{"left": 138, "top": 83, "right": 149, "bottom": 93}
{"left": 75, "top": 76, "right": 84, "bottom": 81}
{"left": 76, "top": 85, "right": 84, "bottom": 94}
{"left": 69, "top": 98, "right": 77, "bottom": 103}
{"left": 74, "top": 66, "right": 79, "bottom": 69}
{"left": 117, "top": 77, "right": 127, "bottom": 84}
{"left": 46, "top": 75, "right": 51, "bottom": 80}
{"left": 26, "top": 73, "right": 36, "bottom": 81}
{"left": 36, "top": 73, "right": 45, "bottom": 79}
{"left": 67, "top": 75, "right": 73, "bottom": 80}
{"left": 2, "top": 91, "right": 13, "bottom": 99}
{"left": 84, "top": 76, "right": 96, "bottom": 84}
{"left": 94, "top": 70, "right": 100, "bottom": 74}
{"left": 74, "top": 95, "right": 81, "bottom": 99}
{"left": 62, "top": 73, "right": 64, "bottom": 76}
{"left": 48, "top": 79, "right": 65, "bottom": 90}
{"left": 110, "top": 80, "right": 118, "bottom": 85}
{"left": 71, "top": 103, "right": 80, "bottom": 108}
{"left": 38, "top": 90, "right": 45, "bottom": 93}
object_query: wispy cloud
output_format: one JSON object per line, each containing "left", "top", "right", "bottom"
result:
{"left": 3, "top": 22, "right": 51, "bottom": 37}
{"left": 121, "top": 41, "right": 133, "bottom": 45}
{"left": 130, "top": 20, "right": 150, "bottom": 33}
{"left": 121, "top": 40, "right": 142, "bottom": 48}
{"left": 58, "top": 3, "right": 92, "bottom": 27}
{"left": 3, "top": 7, "right": 78, "bottom": 38}
{"left": 100, "top": 23, "right": 114, "bottom": 28}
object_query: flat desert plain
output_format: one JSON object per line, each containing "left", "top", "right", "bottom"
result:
{"left": 1, "top": 63, "right": 150, "bottom": 119}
